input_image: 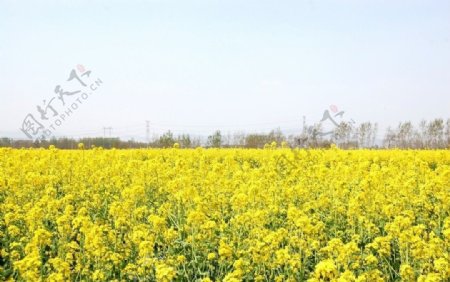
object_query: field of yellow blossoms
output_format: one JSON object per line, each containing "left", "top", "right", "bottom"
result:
{"left": 0, "top": 146, "right": 449, "bottom": 281}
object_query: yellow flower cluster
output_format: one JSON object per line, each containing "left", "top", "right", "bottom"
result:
{"left": 0, "top": 147, "right": 449, "bottom": 281}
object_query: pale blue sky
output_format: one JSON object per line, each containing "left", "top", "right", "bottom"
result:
{"left": 1, "top": 0, "right": 449, "bottom": 140}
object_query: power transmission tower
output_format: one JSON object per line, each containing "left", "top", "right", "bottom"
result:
{"left": 101, "top": 127, "right": 112, "bottom": 148}
{"left": 103, "top": 127, "right": 113, "bottom": 137}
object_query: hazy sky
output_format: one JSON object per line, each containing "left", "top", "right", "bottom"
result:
{"left": 1, "top": 0, "right": 449, "bottom": 140}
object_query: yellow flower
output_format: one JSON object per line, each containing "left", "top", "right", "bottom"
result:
{"left": 0, "top": 147, "right": 448, "bottom": 281}
{"left": 434, "top": 258, "right": 449, "bottom": 278}
{"left": 155, "top": 263, "right": 176, "bottom": 282}
{"left": 313, "top": 259, "right": 338, "bottom": 280}
{"left": 92, "top": 270, "right": 105, "bottom": 281}
{"left": 7, "top": 225, "right": 20, "bottom": 237}
{"left": 219, "top": 241, "right": 233, "bottom": 260}
{"left": 364, "top": 254, "right": 378, "bottom": 266}
{"left": 400, "top": 264, "right": 415, "bottom": 281}
{"left": 176, "top": 255, "right": 186, "bottom": 264}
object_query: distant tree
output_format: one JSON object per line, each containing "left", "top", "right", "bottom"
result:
{"left": 268, "top": 128, "right": 285, "bottom": 144}
{"left": 397, "top": 122, "right": 415, "bottom": 148}
{"left": 303, "top": 123, "right": 323, "bottom": 148}
{"left": 286, "top": 134, "right": 297, "bottom": 148}
{"left": 333, "top": 121, "right": 354, "bottom": 148}
{"left": 245, "top": 134, "right": 269, "bottom": 148}
{"left": 356, "top": 122, "right": 376, "bottom": 148}
{"left": 158, "top": 131, "right": 175, "bottom": 148}
{"left": 427, "top": 118, "right": 445, "bottom": 148}
{"left": 416, "top": 120, "right": 428, "bottom": 148}
{"left": 1, "top": 117, "right": 449, "bottom": 149}
{"left": 381, "top": 119, "right": 448, "bottom": 149}
{"left": 383, "top": 127, "right": 395, "bottom": 148}
{"left": 191, "top": 136, "right": 202, "bottom": 148}
{"left": 178, "top": 134, "right": 192, "bottom": 148}
{"left": 370, "top": 123, "right": 378, "bottom": 147}
{"left": 222, "top": 132, "right": 232, "bottom": 147}
{"left": 446, "top": 119, "right": 450, "bottom": 147}
{"left": 0, "top": 137, "right": 12, "bottom": 147}
{"left": 232, "top": 132, "right": 246, "bottom": 147}
{"left": 207, "top": 130, "right": 222, "bottom": 148}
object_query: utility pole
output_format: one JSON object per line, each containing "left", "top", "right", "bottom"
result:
{"left": 302, "top": 116, "right": 306, "bottom": 134}
{"left": 102, "top": 127, "right": 112, "bottom": 148}
{"left": 299, "top": 116, "right": 307, "bottom": 147}
{"left": 146, "top": 120, "right": 150, "bottom": 143}
{"left": 102, "top": 127, "right": 105, "bottom": 148}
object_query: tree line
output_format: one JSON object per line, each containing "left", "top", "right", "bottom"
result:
{"left": 1, "top": 118, "right": 449, "bottom": 149}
